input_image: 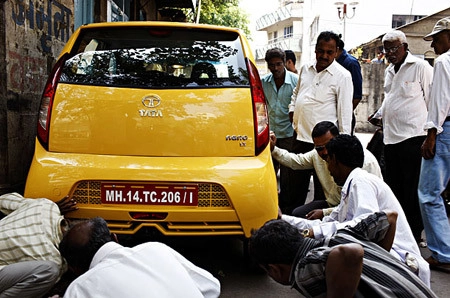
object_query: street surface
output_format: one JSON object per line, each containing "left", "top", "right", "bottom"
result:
{"left": 125, "top": 232, "right": 449, "bottom": 297}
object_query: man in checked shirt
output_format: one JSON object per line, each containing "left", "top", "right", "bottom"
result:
{"left": 0, "top": 192, "right": 77, "bottom": 298}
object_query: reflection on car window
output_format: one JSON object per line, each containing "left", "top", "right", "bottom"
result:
{"left": 60, "top": 27, "right": 249, "bottom": 88}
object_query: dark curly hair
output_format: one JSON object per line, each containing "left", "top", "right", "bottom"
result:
{"left": 248, "top": 219, "right": 304, "bottom": 268}
{"left": 265, "top": 47, "right": 286, "bottom": 63}
{"left": 325, "top": 134, "right": 364, "bottom": 168}
{"left": 285, "top": 50, "right": 296, "bottom": 64}
{"left": 316, "top": 31, "right": 340, "bottom": 49}
{"left": 59, "top": 217, "right": 112, "bottom": 274}
{"left": 311, "top": 121, "right": 339, "bottom": 139}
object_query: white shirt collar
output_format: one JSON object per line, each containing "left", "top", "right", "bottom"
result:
{"left": 90, "top": 241, "right": 123, "bottom": 269}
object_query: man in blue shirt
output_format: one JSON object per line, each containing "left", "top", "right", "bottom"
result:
{"left": 261, "top": 48, "right": 299, "bottom": 214}
{"left": 336, "top": 38, "right": 362, "bottom": 134}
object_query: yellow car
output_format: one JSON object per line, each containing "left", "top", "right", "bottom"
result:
{"left": 25, "top": 22, "right": 278, "bottom": 238}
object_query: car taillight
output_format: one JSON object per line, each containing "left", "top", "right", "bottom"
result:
{"left": 37, "top": 53, "right": 68, "bottom": 149}
{"left": 246, "top": 58, "right": 269, "bottom": 155}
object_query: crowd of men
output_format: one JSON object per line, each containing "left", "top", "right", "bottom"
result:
{"left": 257, "top": 17, "right": 449, "bottom": 297}
{"left": 0, "top": 17, "right": 449, "bottom": 298}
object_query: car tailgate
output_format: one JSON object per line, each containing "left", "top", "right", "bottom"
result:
{"left": 49, "top": 84, "right": 256, "bottom": 157}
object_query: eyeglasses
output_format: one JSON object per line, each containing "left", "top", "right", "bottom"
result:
{"left": 315, "top": 145, "right": 326, "bottom": 152}
{"left": 383, "top": 44, "right": 403, "bottom": 54}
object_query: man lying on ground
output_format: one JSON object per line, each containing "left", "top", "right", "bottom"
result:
{"left": 249, "top": 211, "right": 437, "bottom": 297}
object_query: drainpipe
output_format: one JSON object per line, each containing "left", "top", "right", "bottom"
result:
{"left": 196, "top": 0, "right": 201, "bottom": 23}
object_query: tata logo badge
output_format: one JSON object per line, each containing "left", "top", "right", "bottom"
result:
{"left": 142, "top": 95, "right": 161, "bottom": 108}
{"left": 140, "top": 95, "right": 163, "bottom": 117}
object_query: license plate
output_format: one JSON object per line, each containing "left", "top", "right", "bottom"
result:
{"left": 101, "top": 183, "right": 198, "bottom": 206}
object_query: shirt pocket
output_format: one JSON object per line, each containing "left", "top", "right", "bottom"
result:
{"left": 400, "top": 81, "right": 421, "bottom": 98}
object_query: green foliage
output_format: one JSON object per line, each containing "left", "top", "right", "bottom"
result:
{"left": 198, "top": 0, "right": 251, "bottom": 38}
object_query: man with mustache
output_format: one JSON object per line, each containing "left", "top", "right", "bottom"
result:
{"left": 289, "top": 31, "right": 353, "bottom": 207}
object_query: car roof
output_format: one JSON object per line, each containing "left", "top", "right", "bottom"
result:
{"left": 77, "top": 21, "right": 241, "bottom": 34}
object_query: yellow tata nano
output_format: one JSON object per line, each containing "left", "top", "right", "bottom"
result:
{"left": 24, "top": 22, "right": 278, "bottom": 238}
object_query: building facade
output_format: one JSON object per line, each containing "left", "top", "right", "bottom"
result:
{"left": 0, "top": 0, "right": 195, "bottom": 194}
{"left": 254, "top": 2, "right": 450, "bottom": 133}
{"left": 358, "top": 7, "right": 450, "bottom": 64}
{"left": 0, "top": 0, "right": 74, "bottom": 193}
{"left": 254, "top": 0, "right": 303, "bottom": 73}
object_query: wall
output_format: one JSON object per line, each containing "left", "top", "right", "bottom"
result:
{"left": 0, "top": 0, "right": 73, "bottom": 194}
{"left": 354, "top": 63, "right": 386, "bottom": 133}
{"left": 0, "top": 2, "right": 7, "bottom": 192}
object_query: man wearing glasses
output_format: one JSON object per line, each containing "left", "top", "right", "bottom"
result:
{"left": 368, "top": 30, "right": 433, "bottom": 246}
{"left": 270, "top": 121, "right": 382, "bottom": 219}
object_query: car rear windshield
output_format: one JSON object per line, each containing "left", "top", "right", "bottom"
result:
{"left": 59, "top": 26, "right": 250, "bottom": 88}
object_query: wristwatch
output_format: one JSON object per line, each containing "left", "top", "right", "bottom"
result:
{"left": 302, "top": 228, "right": 310, "bottom": 238}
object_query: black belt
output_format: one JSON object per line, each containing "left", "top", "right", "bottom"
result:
{"left": 446, "top": 116, "right": 450, "bottom": 122}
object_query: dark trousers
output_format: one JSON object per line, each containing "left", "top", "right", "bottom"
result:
{"left": 292, "top": 199, "right": 329, "bottom": 218}
{"left": 281, "top": 139, "right": 315, "bottom": 215}
{"left": 273, "top": 136, "right": 297, "bottom": 214}
{"left": 367, "top": 128, "right": 386, "bottom": 178}
{"left": 351, "top": 112, "right": 356, "bottom": 136}
{"left": 384, "top": 135, "right": 426, "bottom": 240}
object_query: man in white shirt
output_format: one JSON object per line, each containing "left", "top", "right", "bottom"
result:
{"left": 369, "top": 30, "right": 433, "bottom": 243}
{"left": 289, "top": 31, "right": 353, "bottom": 208}
{"left": 270, "top": 121, "right": 382, "bottom": 219}
{"left": 281, "top": 135, "right": 431, "bottom": 286}
{"left": 60, "top": 217, "right": 221, "bottom": 298}
{"left": 419, "top": 17, "right": 450, "bottom": 272}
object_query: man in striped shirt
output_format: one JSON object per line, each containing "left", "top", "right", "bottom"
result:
{"left": 0, "top": 193, "right": 77, "bottom": 298}
{"left": 248, "top": 211, "right": 437, "bottom": 297}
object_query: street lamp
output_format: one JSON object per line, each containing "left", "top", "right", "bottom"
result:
{"left": 334, "top": 2, "right": 359, "bottom": 42}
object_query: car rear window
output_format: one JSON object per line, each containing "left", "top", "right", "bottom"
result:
{"left": 59, "top": 26, "right": 250, "bottom": 88}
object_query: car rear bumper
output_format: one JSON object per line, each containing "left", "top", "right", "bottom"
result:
{"left": 25, "top": 141, "right": 278, "bottom": 237}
